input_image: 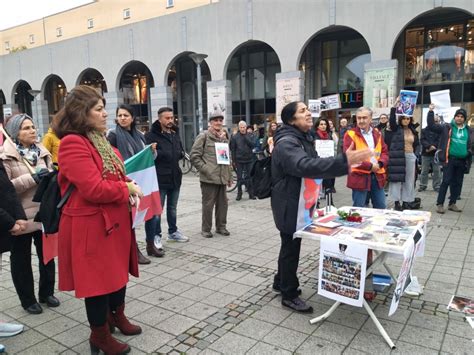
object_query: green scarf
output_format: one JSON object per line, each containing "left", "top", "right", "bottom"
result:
{"left": 87, "top": 131, "right": 125, "bottom": 177}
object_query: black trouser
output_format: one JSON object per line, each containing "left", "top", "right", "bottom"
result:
{"left": 273, "top": 232, "right": 302, "bottom": 300}
{"left": 437, "top": 158, "right": 465, "bottom": 206}
{"left": 323, "top": 178, "right": 335, "bottom": 190}
{"left": 10, "top": 230, "right": 55, "bottom": 309}
{"left": 236, "top": 162, "right": 253, "bottom": 195}
{"left": 85, "top": 287, "right": 126, "bottom": 326}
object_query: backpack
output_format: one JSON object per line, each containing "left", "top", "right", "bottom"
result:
{"left": 250, "top": 156, "right": 272, "bottom": 199}
{"left": 33, "top": 170, "right": 74, "bottom": 234}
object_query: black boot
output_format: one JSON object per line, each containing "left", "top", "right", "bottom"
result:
{"left": 402, "top": 202, "right": 410, "bottom": 210}
{"left": 236, "top": 190, "right": 242, "bottom": 201}
{"left": 394, "top": 201, "right": 403, "bottom": 211}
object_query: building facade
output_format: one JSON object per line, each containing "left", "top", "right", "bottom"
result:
{"left": 0, "top": 0, "right": 472, "bottom": 151}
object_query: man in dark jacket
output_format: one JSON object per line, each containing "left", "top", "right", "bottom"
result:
{"left": 230, "top": 121, "right": 255, "bottom": 200}
{"left": 271, "top": 101, "right": 372, "bottom": 313}
{"left": 419, "top": 114, "right": 441, "bottom": 192}
{"left": 427, "top": 106, "right": 474, "bottom": 214}
{"left": 145, "top": 107, "right": 188, "bottom": 252}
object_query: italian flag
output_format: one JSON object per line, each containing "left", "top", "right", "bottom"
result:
{"left": 125, "top": 146, "right": 162, "bottom": 228}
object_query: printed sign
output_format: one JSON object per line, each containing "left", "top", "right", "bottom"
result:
{"left": 207, "top": 85, "right": 226, "bottom": 120}
{"left": 215, "top": 142, "right": 230, "bottom": 165}
{"left": 308, "top": 99, "right": 321, "bottom": 118}
{"left": 318, "top": 238, "right": 368, "bottom": 307}
{"left": 396, "top": 90, "right": 418, "bottom": 117}
{"left": 319, "top": 94, "right": 341, "bottom": 112}
{"left": 364, "top": 64, "right": 397, "bottom": 118}
{"left": 276, "top": 77, "right": 302, "bottom": 121}
{"left": 315, "top": 140, "right": 335, "bottom": 158}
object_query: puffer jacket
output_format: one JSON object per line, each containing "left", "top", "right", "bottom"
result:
{"left": 386, "top": 107, "right": 419, "bottom": 182}
{"left": 0, "top": 139, "right": 52, "bottom": 234}
{"left": 190, "top": 130, "right": 233, "bottom": 185}
{"left": 271, "top": 124, "right": 348, "bottom": 235}
{"left": 42, "top": 128, "right": 60, "bottom": 164}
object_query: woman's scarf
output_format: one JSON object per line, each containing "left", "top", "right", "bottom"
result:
{"left": 114, "top": 125, "right": 145, "bottom": 161}
{"left": 316, "top": 129, "right": 329, "bottom": 140}
{"left": 87, "top": 131, "right": 125, "bottom": 177}
{"left": 16, "top": 143, "right": 40, "bottom": 166}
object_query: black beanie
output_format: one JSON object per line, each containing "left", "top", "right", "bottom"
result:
{"left": 454, "top": 108, "right": 467, "bottom": 121}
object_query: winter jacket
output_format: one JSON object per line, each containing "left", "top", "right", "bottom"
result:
{"left": 385, "top": 107, "right": 420, "bottom": 182}
{"left": 427, "top": 110, "right": 474, "bottom": 172}
{"left": 343, "top": 126, "right": 389, "bottom": 191}
{"left": 145, "top": 121, "right": 184, "bottom": 190}
{"left": 57, "top": 134, "right": 138, "bottom": 298}
{"left": 190, "top": 130, "right": 233, "bottom": 185}
{"left": 42, "top": 128, "right": 60, "bottom": 164}
{"left": 229, "top": 132, "right": 254, "bottom": 163}
{"left": 420, "top": 126, "right": 441, "bottom": 157}
{"left": 271, "top": 124, "right": 348, "bottom": 235}
{"left": 0, "top": 139, "right": 52, "bottom": 235}
{"left": 0, "top": 160, "right": 27, "bottom": 253}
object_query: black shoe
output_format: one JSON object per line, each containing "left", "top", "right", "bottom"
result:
{"left": 394, "top": 202, "right": 403, "bottom": 211}
{"left": 272, "top": 285, "right": 302, "bottom": 296}
{"left": 39, "top": 295, "right": 60, "bottom": 307}
{"left": 249, "top": 195, "right": 257, "bottom": 200}
{"left": 402, "top": 202, "right": 410, "bottom": 210}
{"left": 236, "top": 194, "right": 242, "bottom": 201}
{"left": 216, "top": 228, "right": 230, "bottom": 236}
{"left": 25, "top": 303, "right": 43, "bottom": 314}
{"left": 281, "top": 297, "right": 313, "bottom": 313}
{"left": 418, "top": 186, "right": 427, "bottom": 192}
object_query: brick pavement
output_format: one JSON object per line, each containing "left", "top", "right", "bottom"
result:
{"left": 1, "top": 172, "right": 473, "bottom": 354}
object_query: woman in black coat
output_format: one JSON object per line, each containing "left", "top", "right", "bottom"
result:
{"left": 386, "top": 97, "right": 420, "bottom": 210}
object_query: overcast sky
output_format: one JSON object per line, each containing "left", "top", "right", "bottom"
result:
{"left": 1, "top": 0, "right": 93, "bottom": 30}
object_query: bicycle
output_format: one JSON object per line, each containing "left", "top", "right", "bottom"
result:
{"left": 180, "top": 153, "right": 197, "bottom": 175}
{"left": 227, "top": 166, "right": 238, "bottom": 192}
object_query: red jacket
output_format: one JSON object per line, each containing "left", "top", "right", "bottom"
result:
{"left": 57, "top": 134, "right": 138, "bottom": 298}
{"left": 343, "top": 127, "right": 389, "bottom": 191}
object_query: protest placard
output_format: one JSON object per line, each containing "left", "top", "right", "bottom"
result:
{"left": 396, "top": 90, "right": 418, "bottom": 117}
{"left": 315, "top": 140, "right": 335, "bottom": 158}
{"left": 308, "top": 99, "right": 321, "bottom": 118}
{"left": 319, "top": 94, "right": 341, "bottom": 112}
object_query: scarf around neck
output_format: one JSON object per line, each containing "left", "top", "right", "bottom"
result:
{"left": 208, "top": 126, "right": 228, "bottom": 142}
{"left": 16, "top": 143, "right": 40, "bottom": 166}
{"left": 114, "top": 124, "right": 145, "bottom": 161}
{"left": 87, "top": 130, "right": 125, "bottom": 177}
{"left": 316, "top": 129, "right": 329, "bottom": 140}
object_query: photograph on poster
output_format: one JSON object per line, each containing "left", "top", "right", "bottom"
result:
{"left": 303, "top": 223, "right": 339, "bottom": 236}
{"left": 396, "top": 90, "right": 418, "bottom": 117}
{"left": 447, "top": 296, "right": 474, "bottom": 314}
{"left": 308, "top": 99, "right": 321, "bottom": 118}
{"left": 214, "top": 143, "right": 230, "bottom": 165}
{"left": 319, "top": 94, "right": 341, "bottom": 112}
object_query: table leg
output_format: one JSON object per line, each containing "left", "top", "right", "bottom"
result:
{"left": 309, "top": 302, "right": 340, "bottom": 324}
{"left": 383, "top": 262, "right": 398, "bottom": 283}
{"left": 363, "top": 300, "right": 396, "bottom": 349}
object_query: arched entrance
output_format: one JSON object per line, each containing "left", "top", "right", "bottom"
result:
{"left": 117, "top": 61, "right": 154, "bottom": 132}
{"left": 392, "top": 8, "right": 473, "bottom": 115}
{"left": 77, "top": 68, "right": 108, "bottom": 94}
{"left": 12, "top": 80, "right": 34, "bottom": 116}
{"left": 225, "top": 41, "right": 281, "bottom": 126}
{"left": 166, "top": 53, "right": 211, "bottom": 151}
{"left": 42, "top": 75, "right": 67, "bottom": 123}
{"left": 299, "top": 26, "right": 371, "bottom": 122}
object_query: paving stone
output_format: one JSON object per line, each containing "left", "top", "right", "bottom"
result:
{"left": 407, "top": 312, "right": 448, "bottom": 332}
{"left": 127, "top": 327, "right": 174, "bottom": 353}
{"left": 232, "top": 317, "right": 275, "bottom": 340}
{"left": 399, "top": 325, "right": 443, "bottom": 350}
{"left": 155, "top": 313, "right": 198, "bottom": 336}
{"left": 208, "top": 331, "right": 257, "bottom": 354}
{"left": 247, "top": 341, "right": 292, "bottom": 355}
{"left": 296, "top": 335, "right": 346, "bottom": 354}
{"left": 196, "top": 339, "right": 211, "bottom": 350}
{"left": 348, "top": 331, "right": 393, "bottom": 354}
{"left": 252, "top": 304, "right": 292, "bottom": 324}
{"left": 442, "top": 333, "right": 474, "bottom": 354}
{"left": 313, "top": 322, "right": 358, "bottom": 346}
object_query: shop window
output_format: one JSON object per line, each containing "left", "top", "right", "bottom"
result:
{"left": 423, "top": 44, "right": 464, "bottom": 84}
{"left": 465, "top": 42, "right": 474, "bottom": 81}
{"left": 427, "top": 24, "right": 464, "bottom": 44}
{"left": 322, "top": 40, "right": 337, "bottom": 58}
{"left": 29, "top": 35, "right": 35, "bottom": 44}
{"left": 123, "top": 8, "right": 131, "bottom": 19}
{"left": 322, "top": 58, "right": 338, "bottom": 93}
{"left": 249, "top": 68, "right": 265, "bottom": 100}
{"left": 421, "top": 83, "right": 462, "bottom": 104}
{"left": 122, "top": 76, "right": 148, "bottom": 105}
{"left": 405, "top": 28, "right": 424, "bottom": 47}
{"left": 404, "top": 47, "right": 424, "bottom": 85}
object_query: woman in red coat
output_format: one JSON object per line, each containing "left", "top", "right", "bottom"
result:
{"left": 52, "top": 85, "right": 142, "bottom": 355}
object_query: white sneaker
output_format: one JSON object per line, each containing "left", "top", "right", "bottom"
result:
{"left": 154, "top": 235, "right": 163, "bottom": 250}
{"left": 168, "top": 230, "right": 189, "bottom": 243}
{"left": 0, "top": 322, "right": 24, "bottom": 337}
{"left": 404, "top": 276, "right": 423, "bottom": 296}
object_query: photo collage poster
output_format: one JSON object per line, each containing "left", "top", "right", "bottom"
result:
{"left": 318, "top": 238, "right": 368, "bottom": 307}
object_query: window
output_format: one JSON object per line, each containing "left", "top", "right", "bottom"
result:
{"left": 123, "top": 8, "right": 130, "bottom": 19}
{"left": 4, "top": 41, "right": 10, "bottom": 51}
{"left": 29, "top": 34, "right": 35, "bottom": 44}
{"left": 87, "top": 18, "right": 94, "bottom": 29}
{"left": 167, "top": 0, "right": 174, "bottom": 7}
{"left": 56, "top": 27, "right": 62, "bottom": 37}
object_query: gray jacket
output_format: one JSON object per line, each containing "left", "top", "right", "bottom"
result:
{"left": 190, "top": 131, "right": 233, "bottom": 185}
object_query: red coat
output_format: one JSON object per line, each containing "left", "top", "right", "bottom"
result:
{"left": 57, "top": 134, "right": 138, "bottom": 298}
{"left": 343, "top": 127, "right": 389, "bottom": 191}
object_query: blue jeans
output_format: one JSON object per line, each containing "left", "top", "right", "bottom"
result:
{"left": 352, "top": 174, "right": 386, "bottom": 209}
{"left": 144, "top": 187, "right": 180, "bottom": 241}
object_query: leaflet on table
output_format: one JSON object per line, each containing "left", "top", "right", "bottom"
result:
{"left": 447, "top": 296, "right": 474, "bottom": 315}
{"left": 318, "top": 237, "right": 367, "bottom": 307}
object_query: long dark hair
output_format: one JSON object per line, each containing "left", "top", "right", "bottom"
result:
{"left": 281, "top": 101, "right": 302, "bottom": 125}
{"left": 314, "top": 118, "right": 330, "bottom": 133}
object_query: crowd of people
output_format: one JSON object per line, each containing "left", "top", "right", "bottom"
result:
{"left": 0, "top": 85, "right": 473, "bottom": 351}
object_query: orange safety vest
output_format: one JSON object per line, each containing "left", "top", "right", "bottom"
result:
{"left": 346, "top": 130, "right": 386, "bottom": 175}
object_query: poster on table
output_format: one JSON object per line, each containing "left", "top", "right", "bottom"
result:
{"left": 395, "top": 90, "right": 418, "bottom": 117}
{"left": 318, "top": 237, "right": 368, "bottom": 307}
{"left": 315, "top": 140, "right": 335, "bottom": 158}
{"left": 363, "top": 62, "right": 397, "bottom": 118}
{"left": 214, "top": 143, "right": 230, "bottom": 165}
{"left": 207, "top": 85, "right": 226, "bottom": 119}
{"left": 389, "top": 230, "right": 423, "bottom": 315}
{"left": 319, "top": 94, "right": 341, "bottom": 112}
{"left": 421, "top": 106, "right": 460, "bottom": 128}
{"left": 276, "top": 77, "right": 302, "bottom": 121}
{"left": 295, "top": 178, "right": 323, "bottom": 231}
{"left": 308, "top": 99, "right": 321, "bottom": 118}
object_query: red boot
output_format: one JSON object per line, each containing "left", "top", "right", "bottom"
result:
{"left": 89, "top": 323, "right": 130, "bottom": 355}
{"left": 108, "top": 303, "right": 142, "bottom": 335}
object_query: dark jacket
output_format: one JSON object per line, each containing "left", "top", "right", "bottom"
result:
{"left": 420, "top": 126, "right": 441, "bottom": 156}
{"left": 145, "top": 121, "right": 184, "bottom": 190}
{"left": 386, "top": 107, "right": 420, "bottom": 182}
{"left": 427, "top": 110, "right": 474, "bottom": 172}
{"left": 229, "top": 132, "right": 254, "bottom": 163}
{"left": 271, "top": 124, "right": 348, "bottom": 235}
{"left": 0, "top": 160, "right": 27, "bottom": 253}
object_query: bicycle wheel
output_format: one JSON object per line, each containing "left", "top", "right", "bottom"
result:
{"left": 227, "top": 169, "right": 238, "bottom": 192}
{"left": 180, "top": 157, "right": 193, "bottom": 174}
